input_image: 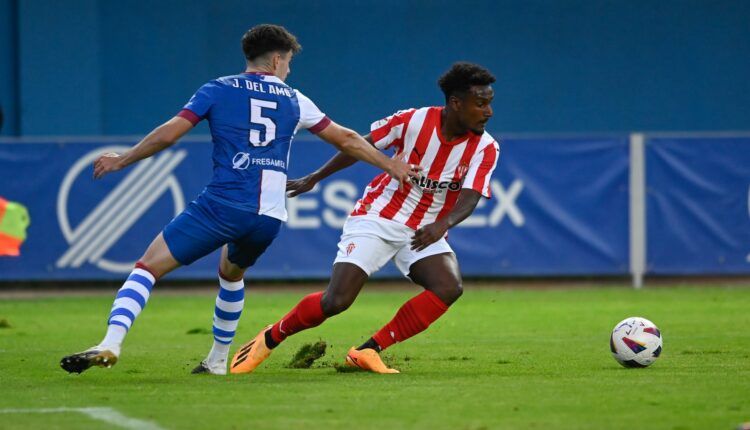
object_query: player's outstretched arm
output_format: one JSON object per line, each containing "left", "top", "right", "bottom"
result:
{"left": 287, "top": 133, "right": 377, "bottom": 197}
{"left": 411, "top": 189, "right": 482, "bottom": 251}
{"left": 93, "top": 117, "right": 194, "bottom": 179}
{"left": 315, "top": 122, "right": 419, "bottom": 185}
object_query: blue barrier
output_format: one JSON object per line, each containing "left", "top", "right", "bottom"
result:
{"left": 646, "top": 136, "right": 750, "bottom": 274}
{"left": 2, "top": 133, "right": 747, "bottom": 280}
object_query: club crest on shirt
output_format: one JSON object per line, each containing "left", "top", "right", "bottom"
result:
{"left": 346, "top": 242, "right": 356, "bottom": 256}
{"left": 456, "top": 163, "right": 470, "bottom": 181}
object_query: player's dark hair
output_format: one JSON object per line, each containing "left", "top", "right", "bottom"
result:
{"left": 438, "top": 62, "right": 496, "bottom": 101}
{"left": 242, "top": 24, "right": 302, "bottom": 61}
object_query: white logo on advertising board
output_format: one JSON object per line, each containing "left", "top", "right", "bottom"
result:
{"left": 56, "top": 146, "right": 187, "bottom": 273}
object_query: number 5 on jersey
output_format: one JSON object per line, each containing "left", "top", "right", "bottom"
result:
{"left": 249, "top": 98, "right": 277, "bottom": 147}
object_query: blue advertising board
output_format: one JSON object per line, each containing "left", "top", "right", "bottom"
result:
{"left": 646, "top": 136, "right": 750, "bottom": 274}
{"left": 0, "top": 135, "right": 630, "bottom": 280}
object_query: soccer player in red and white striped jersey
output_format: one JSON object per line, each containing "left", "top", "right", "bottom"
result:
{"left": 231, "top": 62, "right": 498, "bottom": 374}
{"left": 352, "top": 104, "right": 497, "bottom": 229}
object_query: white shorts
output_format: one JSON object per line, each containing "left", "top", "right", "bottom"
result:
{"left": 333, "top": 215, "right": 454, "bottom": 277}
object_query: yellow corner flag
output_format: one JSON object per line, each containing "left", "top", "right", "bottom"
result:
{"left": 0, "top": 197, "right": 30, "bottom": 256}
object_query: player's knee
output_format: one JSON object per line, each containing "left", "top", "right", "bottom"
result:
{"left": 320, "top": 292, "right": 354, "bottom": 316}
{"left": 433, "top": 281, "right": 463, "bottom": 306}
{"left": 219, "top": 263, "right": 244, "bottom": 282}
{"left": 446, "top": 281, "right": 464, "bottom": 305}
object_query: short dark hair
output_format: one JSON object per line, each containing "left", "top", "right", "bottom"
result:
{"left": 241, "top": 24, "right": 302, "bottom": 61}
{"left": 438, "top": 62, "right": 496, "bottom": 100}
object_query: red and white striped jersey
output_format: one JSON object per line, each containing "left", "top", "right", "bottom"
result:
{"left": 351, "top": 106, "right": 500, "bottom": 230}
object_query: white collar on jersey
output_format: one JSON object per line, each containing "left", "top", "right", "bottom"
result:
{"left": 263, "top": 75, "right": 286, "bottom": 85}
{"left": 243, "top": 72, "right": 286, "bottom": 86}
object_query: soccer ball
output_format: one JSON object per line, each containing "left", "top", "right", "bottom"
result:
{"left": 610, "top": 317, "right": 662, "bottom": 368}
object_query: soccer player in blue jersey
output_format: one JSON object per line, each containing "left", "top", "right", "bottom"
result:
{"left": 60, "top": 24, "right": 419, "bottom": 375}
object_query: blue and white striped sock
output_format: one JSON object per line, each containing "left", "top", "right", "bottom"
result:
{"left": 206, "top": 274, "right": 245, "bottom": 364}
{"left": 99, "top": 266, "right": 156, "bottom": 354}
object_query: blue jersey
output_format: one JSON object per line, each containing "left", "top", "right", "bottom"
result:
{"left": 179, "top": 72, "right": 329, "bottom": 221}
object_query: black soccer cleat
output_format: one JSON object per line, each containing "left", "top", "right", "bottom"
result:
{"left": 190, "top": 360, "right": 226, "bottom": 375}
{"left": 60, "top": 349, "right": 118, "bottom": 374}
{"left": 191, "top": 361, "right": 211, "bottom": 374}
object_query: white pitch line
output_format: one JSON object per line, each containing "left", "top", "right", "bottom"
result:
{"left": 0, "top": 407, "right": 165, "bottom": 430}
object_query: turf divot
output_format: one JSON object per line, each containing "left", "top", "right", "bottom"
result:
{"left": 286, "top": 341, "right": 327, "bottom": 368}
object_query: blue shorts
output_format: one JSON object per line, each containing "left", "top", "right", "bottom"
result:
{"left": 163, "top": 193, "right": 282, "bottom": 268}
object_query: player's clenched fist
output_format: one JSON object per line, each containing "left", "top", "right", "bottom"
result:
{"left": 411, "top": 219, "right": 450, "bottom": 251}
{"left": 93, "top": 152, "right": 125, "bottom": 179}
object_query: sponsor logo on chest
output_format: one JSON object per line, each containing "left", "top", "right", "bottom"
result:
{"left": 410, "top": 175, "right": 462, "bottom": 194}
{"left": 409, "top": 162, "right": 469, "bottom": 194}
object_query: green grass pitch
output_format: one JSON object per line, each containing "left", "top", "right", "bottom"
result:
{"left": 1, "top": 285, "right": 749, "bottom": 429}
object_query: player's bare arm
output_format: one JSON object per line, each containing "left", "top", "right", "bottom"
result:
{"left": 286, "top": 133, "right": 374, "bottom": 197}
{"left": 93, "top": 116, "right": 193, "bottom": 179}
{"left": 315, "top": 123, "right": 420, "bottom": 188}
{"left": 410, "top": 188, "right": 482, "bottom": 251}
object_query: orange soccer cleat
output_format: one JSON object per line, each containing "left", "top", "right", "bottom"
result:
{"left": 230, "top": 326, "right": 273, "bottom": 374}
{"left": 345, "top": 347, "right": 399, "bottom": 374}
